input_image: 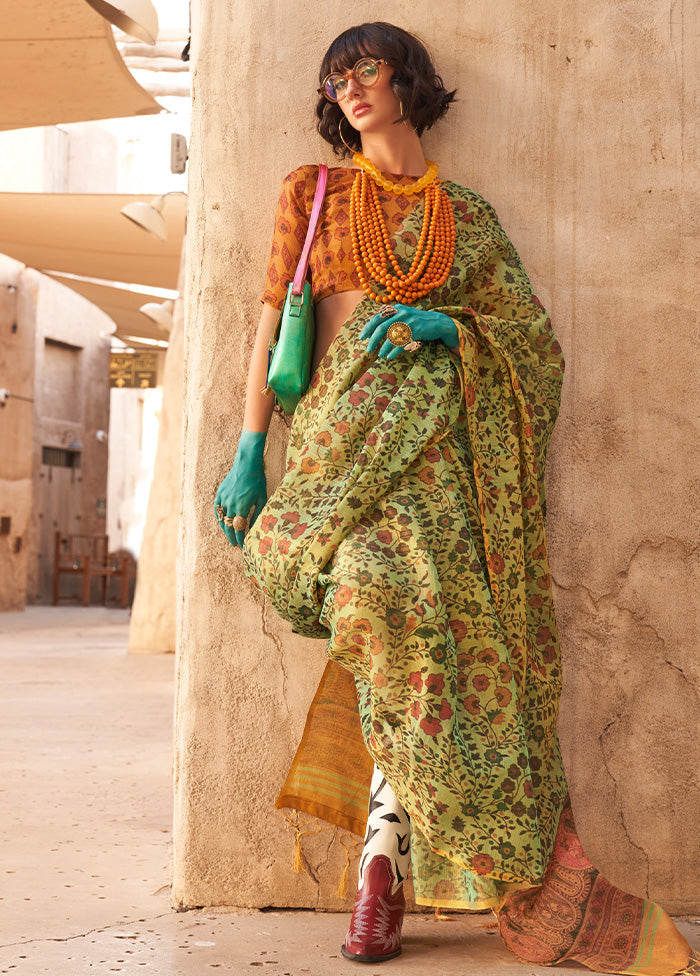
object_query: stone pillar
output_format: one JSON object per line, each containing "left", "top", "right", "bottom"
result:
{"left": 174, "top": 0, "right": 699, "bottom": 912}
{"left": 128, "top": 250, "right": 186, "bottom": 653}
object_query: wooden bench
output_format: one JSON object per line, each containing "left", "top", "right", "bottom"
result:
{"left": 52, "top": 533, "right": 136, "bottom": 608}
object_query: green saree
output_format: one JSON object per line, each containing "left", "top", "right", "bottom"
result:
{"left": 243, "top": 182, "right": 568, "bottom": 901}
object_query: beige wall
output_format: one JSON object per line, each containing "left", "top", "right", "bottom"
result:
{"left": 128, "top": 252, "right": 185, "bottom": 654}
{"left": 0, "top": 117, "right": 186, "bottom": 195}
{"left": 0, "top": 258, "right": 36, "bottom": 611}
{"left": 175, "top": 0, "right": 699, "bottom": 913}
{"left": 106, "top": 386, "right": 162, "bottom": 558}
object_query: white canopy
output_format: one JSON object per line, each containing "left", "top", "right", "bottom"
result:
{"left": 0, "top": 192, "right": 185, "bottom": 289}
{"left": 0, "top": 191, "right": 185, "bottom": 341}
{"left": 0, "top": 0, "right": 162, "bottom": 131}
{"left": 47, "top": 274, "right": 174, "bottom": 345}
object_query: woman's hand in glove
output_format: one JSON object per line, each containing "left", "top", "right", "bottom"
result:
{"left": 360, "top": 303, "right": 459, "bottom": 360}
{"left": 214, "top": 429, "right": 267, "bottom": 548}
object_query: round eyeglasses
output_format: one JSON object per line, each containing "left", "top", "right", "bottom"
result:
{"left": 318, "top": 58, "right": 387, "bottom": 102}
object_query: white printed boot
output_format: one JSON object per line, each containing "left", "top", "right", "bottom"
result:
{"left": 341, "top": 766, "right": 411, "bottom": 963}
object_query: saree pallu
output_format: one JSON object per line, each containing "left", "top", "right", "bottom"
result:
{"left": 498, "top": 797, "right": 692, "bottom": 976}
{"left": 241, "top": 183, "right": 692, "bottom": 974}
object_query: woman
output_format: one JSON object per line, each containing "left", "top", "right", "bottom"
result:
{"left": 215, "top": 22, "right": 695, "bottom": 975}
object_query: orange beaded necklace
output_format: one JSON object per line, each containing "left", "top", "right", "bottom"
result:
{"left": 349, "top": 153, "right": 456, "bottom": 305}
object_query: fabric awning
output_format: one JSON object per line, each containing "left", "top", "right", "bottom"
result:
{"left": 47, "top": 274, "right": 174, "bottom": 346}
{"left": 0, "top": 192, "right": 185, "bottom": 290}
{"left": 0, "top": 0, "right": 162, "bottom": 131}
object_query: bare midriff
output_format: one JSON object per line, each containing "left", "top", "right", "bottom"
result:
{"left": 312, "top": 289, "right": 366, "bottom": 371}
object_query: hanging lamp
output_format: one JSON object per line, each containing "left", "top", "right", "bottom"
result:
{"left": 120, "top": 192, "right": 185, "bottom": 241}
{"left": 139, "top": 300, "right": 174, "bottom": 332}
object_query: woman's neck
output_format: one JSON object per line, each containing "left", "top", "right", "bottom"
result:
{"left": 358, "top": 129, "right": 427, "bottom": 177}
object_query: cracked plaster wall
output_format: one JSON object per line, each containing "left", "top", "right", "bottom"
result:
{"left": 174, "top": 0, "right": 700, "bottom": 912}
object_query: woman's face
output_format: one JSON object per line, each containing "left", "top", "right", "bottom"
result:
{"left": 336, "top": 58, "right": 401, "bottom": 140}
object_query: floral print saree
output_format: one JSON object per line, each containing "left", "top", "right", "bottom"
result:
{"left": 244, "top": 181, "right": 567, "bottom": 889}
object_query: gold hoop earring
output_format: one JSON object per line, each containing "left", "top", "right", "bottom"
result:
{"left": 399, "top": 100, "right": 411, "bottom": 129}
{"left": 339, "top": 116, "right": 355, "bottom": 153}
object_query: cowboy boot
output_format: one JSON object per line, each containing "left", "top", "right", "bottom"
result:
{"left": 341, "top": 766, "right": 411, "bottom": 963}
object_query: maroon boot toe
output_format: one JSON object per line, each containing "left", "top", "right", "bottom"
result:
{"left": 341, "top": 854, "right": 406, "bottom": 963}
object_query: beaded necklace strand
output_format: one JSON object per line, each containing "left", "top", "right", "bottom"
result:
{"left": 353, "top": 153, "right": 440, "bottom": 196}
{"left": 350, "top": 152, "right": 456, "bottom": 304}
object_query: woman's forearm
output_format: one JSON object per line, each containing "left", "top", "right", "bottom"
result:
{"left": 242, "top": 302, "right": 282, "bottom": 434}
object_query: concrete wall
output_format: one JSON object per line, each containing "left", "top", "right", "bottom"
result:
{"left": 175, "top": 0, "right": 699, "bottom": 913}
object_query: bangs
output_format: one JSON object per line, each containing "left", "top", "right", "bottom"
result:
{"left": 321, "top": 24, "right": 393, "bottom": 78}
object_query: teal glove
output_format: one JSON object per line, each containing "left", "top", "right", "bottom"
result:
{"left": 360, "top": 303, "right": 459, "bottom": 359}
{"left": 214, "top": 429, "right": 267, "bottom": 548}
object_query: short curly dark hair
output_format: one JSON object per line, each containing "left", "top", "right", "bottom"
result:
{"left": 316, "top": 23, "right": 457, "bottom": 158}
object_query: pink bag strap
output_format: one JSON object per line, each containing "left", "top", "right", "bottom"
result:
{"left": 291, "top": 164, "right": 328, "bottom": 296}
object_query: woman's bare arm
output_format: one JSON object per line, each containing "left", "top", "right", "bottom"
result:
{"left": 242, "top": 302, "right": 281, "bottom": 433}
{"left": 242, "top": 291, "right": 366, "bottom": 433}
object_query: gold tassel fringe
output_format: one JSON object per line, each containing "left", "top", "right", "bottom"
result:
{"left": 281, "top": 809, "right": 363, "bottom": 897}
{"left": 336, "top": 831, "right": 363, "bottom": 899}
{"left": 282, "top": 810, "right": 327, "bottom": 879}
{"left": 293, "top": 830, "right": 305, "bottom": 874}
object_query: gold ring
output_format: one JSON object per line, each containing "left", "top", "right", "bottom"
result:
{"left": 215, "top": 505, "right": 226, "bottom": 521}
{"left": 386, "top": 321, "right": 413, "bottom": 347}
{"left": 232, "top": 515, "right": 247, "bottom": 532}
{"left": 380, "top": 305, "right": 397, "bottom": 319}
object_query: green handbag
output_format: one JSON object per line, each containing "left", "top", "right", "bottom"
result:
{"left": 264, "top": 164, "right": 328, "bottom": 415}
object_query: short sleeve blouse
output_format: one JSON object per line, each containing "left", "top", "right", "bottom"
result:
{"left": 261, "top": 164, "right": 424, "bottom": 309}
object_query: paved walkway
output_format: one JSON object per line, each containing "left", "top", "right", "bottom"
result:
{"left": 0, "top": 607, "right": 697, "bottom": 976}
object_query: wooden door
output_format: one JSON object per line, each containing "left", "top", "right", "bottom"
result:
{"left": 36, "top": 449, "right": 82, "bottom": 603}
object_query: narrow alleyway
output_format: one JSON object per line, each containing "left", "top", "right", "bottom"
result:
{"left": 0, "top": 607, "right": 697, "bottom": 975}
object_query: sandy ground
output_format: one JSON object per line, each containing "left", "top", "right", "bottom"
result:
{"left": 0, "top": 606, "right": 697, "bottom": 976}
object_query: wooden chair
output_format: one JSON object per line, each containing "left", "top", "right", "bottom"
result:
{"left": 52, "top": 533, "right": 101, "bottom": 606}
{"left": 102, "top": 549, "right": 137, "bottom": 608}
{"left": 52, "top": 533, "right": 136, "bottom": 608}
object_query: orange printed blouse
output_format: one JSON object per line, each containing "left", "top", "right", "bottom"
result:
{"left": 261, "top": 164, "right": 425, "bottom": 310}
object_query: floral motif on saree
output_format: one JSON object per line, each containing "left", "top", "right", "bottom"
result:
{"left": 243, "top": 182, "right": 569, "bottom": 888}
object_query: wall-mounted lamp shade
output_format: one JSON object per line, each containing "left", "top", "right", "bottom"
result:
{"left": 139, "top": 301, "right": 174, "bottom": 333}
{"left": 84, "top": 0, "right": 159, "bottom": 44}
{"left": 120, "top": 196, "right": 167, "bottom": 241}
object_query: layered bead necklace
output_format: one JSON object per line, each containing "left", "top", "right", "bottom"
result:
{"left": 349, "top": 152, "right": 456, "bottom": 305}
